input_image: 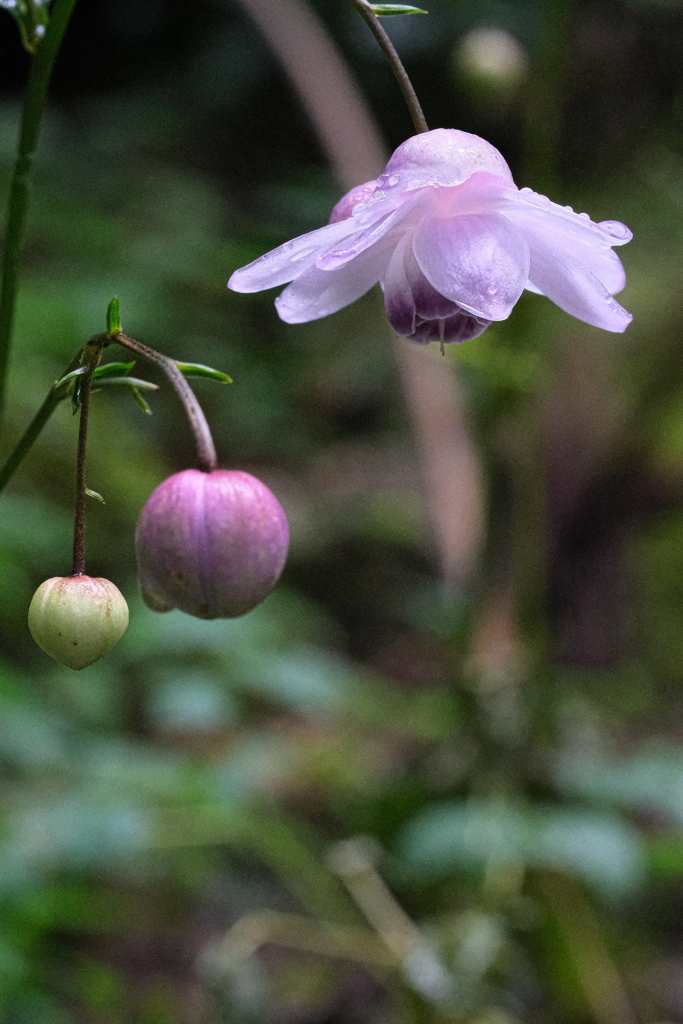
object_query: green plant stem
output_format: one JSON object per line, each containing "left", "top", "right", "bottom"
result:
{"left": 0, "top": 0, "right": 79, "bottom": 434}
{"left": 113, "top": 332, "right": 218, "bottom": 473}
{"left": 0, "top": 327, "right": 219, "bottom": 503}
{"left": 347, "top": 0, "right": 428, "bottom": 135}
{"left": 0, "top": 349, "right": 83, "bottom": 496}
{"left": 71, "top": 341, "right": 101, "bottom": 576}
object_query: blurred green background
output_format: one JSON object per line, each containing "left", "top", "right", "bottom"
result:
{"left": 1, "top": 0, "right": 683, "bottom": 1021}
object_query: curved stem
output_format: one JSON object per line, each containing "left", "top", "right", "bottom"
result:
{"left": 0, "top": 0, "right": 79, "bottom": 434}
{"left": 347, "top": 0, "right": 428, "bottom": 135}
{"left": 114, "top": 332, "right": 218, "bottom": 473}
{"left": 72, "top": 341, "right": 101, "bottom": 575}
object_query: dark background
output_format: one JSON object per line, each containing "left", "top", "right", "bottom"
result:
{"left": 1, "top": 1, "right": 683, "bottom": 1022}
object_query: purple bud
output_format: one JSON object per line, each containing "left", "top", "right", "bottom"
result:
{"left": 135, "top": 469, "right": 290, "bottom": 619}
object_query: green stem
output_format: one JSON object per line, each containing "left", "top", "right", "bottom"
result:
{"left": 0, "top": 325, "right": 220, "bottom": 503}
{"left": 347, "top": 0, "right": 428, "bottom": 135}
{"left": 0, "top": 0, "right": 79, "bottom": 434}
{"left": 114, "top": 332, "right": 218, "bottom": 473}
{"left": 0, "top": 348, "right": 83, "bottom": 496}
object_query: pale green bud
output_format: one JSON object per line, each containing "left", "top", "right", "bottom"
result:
{"left": 28, "top": 575, "right": 129, "bottom": 670}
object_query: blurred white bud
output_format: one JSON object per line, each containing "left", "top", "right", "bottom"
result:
{"left": 453, "top": 27, "right": 528, "bottom": 97}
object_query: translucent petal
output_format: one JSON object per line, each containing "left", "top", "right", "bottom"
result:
{"left": 329, "top": 180, "right": 379, "bottom": 223}
{"left": 500, "top": 188, "right": 631, "bottom": 248}
{"left": 316, "top": 191, "right": 425, "bottom": 271}
{"left": 275, "top": 240, "right": 392, "bottom": 323}
{"left": 500, "top": 191, "right": 630, "bottom": 294}
{"left": 413, "top": 212, "right": 529, "bottom": 321}
{"left": 382, "top": 233, "right": 417, "bottom": 337}
{"left": 228, "top": 220, "right": 356, "bottom": 293}
{"left": 526, "top": 239, "right": 632, "bottom": 332}
{"left": 380, "top": 128, "right": 514, "bottom": 192}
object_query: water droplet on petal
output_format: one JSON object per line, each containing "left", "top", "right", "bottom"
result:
{"left": 387, "top": 174, "right": 401, "bottom": 186}
{"left": 598, "top": 220, "right": 631, "bottom": 241}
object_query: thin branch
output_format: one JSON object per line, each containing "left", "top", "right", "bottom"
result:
{"left": 347, "top": 0, "right": 428, "bottom": 135}
{"left": 113, "top": 332, "right": 218, "bottom": 473}
{"left": 71, "top": 342, "right": 102, "bottom": 575}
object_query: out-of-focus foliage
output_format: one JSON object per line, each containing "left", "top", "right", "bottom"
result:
{"left": 1, "top": 0, "right": 683, "bottom": 1022}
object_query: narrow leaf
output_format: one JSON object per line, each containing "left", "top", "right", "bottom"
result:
{"left": 106, "top": 296, "right": 122, "bottom": 337}
{"left": 55, "top": 366, "right": 87, "bottom": 389}
{"left": 85, "top": 488, "right": 105, "bottom": 504}
{"left": 71, "top": 377, "right": 83, "bottom": 415}
{"left": 93, "top": 361, "right": 135, "bottom": 379}
{"left": 367, "top": 3, "right": 427, "bottom": 14}
{"left": 176, "top": 361, "right": 233, "bottom": 384}
{"left": 131, "top": 388, "right": 153, "bottom": 415}
{"left": 93, "top": 376, "right": 159, "bottom": 391}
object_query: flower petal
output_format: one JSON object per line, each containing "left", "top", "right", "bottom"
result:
{"left": 412, "top": 212, "right": 529, "bottom": 321}
{"left": 525, "top": 239, "right": 632, "bottom": 332}
{"left": 275, "top": 239, "right": 392, "bottom": 323}
{"left": 380, "top": 128, "right": 514, "bottom": 191}
{"left": 499, "top": 191, "right": 630, "bottom": 293}
{"left": 382, "top": 233, "right": 417, "bottom": 337}
{"left": 228, "top": 220, "right": 356, "bottom": 293}
{"left": 316, "top": 191, "right": 425, "bottom": 271}
{"left": 382, "top": 233, "right": 492, "bottom": 343}
{"left": 329, "top": 180, "right": 379, "bottom": 223}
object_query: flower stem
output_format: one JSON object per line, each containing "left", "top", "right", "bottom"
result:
{"left": 347, "top": 0, "right": 428, "bottom": 135}
{"left": 0, "top": 0, "right": 79, "bottom": 435}
{"left": 113, "top": 332, "right": 218, "bottom": 473}
{"left": 0, "top": 348, "right": 83, "bottom": 496}
{"left": 72, "top": 340, "right": 102, "bottom": 576}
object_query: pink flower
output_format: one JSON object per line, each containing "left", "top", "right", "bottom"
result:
{"left": 228, "top": 129, "right": 632, "bottom": 344}
{"left": 136, "top": 470, "right": 289, "bottom": 619}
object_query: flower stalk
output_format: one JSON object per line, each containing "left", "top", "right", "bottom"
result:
{"left": 0, "top": 0, "right": 79, "bottom": 433}
{"left": 71, "top": 339, "right": 102, "bottom": 576}
{"left": 347, "top": 0, "right": 428, "bottom": 135}
{"left": 0, "top": 327, "right": 220, "bottom": 504}
{"left": 112, "top": 332, "right": 218, "bottom": 473}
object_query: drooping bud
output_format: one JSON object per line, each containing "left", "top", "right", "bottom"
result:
{"left": 28, "top": 575, "right": 129, "bottom": 670}
{"left": 135, "top": 469, "right": 290, "bottom": 619}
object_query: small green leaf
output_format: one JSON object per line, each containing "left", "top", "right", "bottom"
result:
{"left": 0, "top": 0, "right": 49, "bottom": 53}
{"left": 106, "top": 297, "right": 122, "bottom": 337}
{"left": 55, "top": 366, "right": 87, "bottom": 389}
{"left": 93, "top": 361, "right": 135, "bottom": 379}
{"left": 71, "top": 377, "right": 83, "bottom": 415}
{"left": 85, "top": 488, "right": 105, "bottom": 504}
{"left": 367, "top": 3, "right": 427, "bottom": 14}
{"left": 93, "top": 376, "right": 159, "bottom": 391}
{"left": 176, "top": 361, "right": 233, "bottom": 384}
{"left": 130, "top": 388, "right": 153, "bottom": 415}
